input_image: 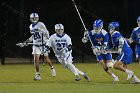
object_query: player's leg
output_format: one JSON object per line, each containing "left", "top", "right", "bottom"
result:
{"left": 113, "top": 52, "right": 136, "bottom": 81}
{"left": 97, "top": 55, "right": 119, "bottom": 81}
{"left": 75, "top": 68, "right": 90, "bottom": 81}
{"left": 44, "top": 55, "right": 56, "bottom": 77}
{"left": 33, "top": 54, "right": 41, "bottom": 80}
{"left": 32, "top": 46, "right": 42, "bottom": 80}
{"left": 135, "top": 49, "right": 140, "bottom": 68}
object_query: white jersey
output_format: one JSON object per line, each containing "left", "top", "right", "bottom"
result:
{"left": 48, "top": 33, "right": 72, "bottom": 57}
{"left": 29, "top": 22, "right": 49, "bottom": 45}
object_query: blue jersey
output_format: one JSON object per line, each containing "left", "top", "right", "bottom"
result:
{"left": 131, "top": 27, "right": 140, "bottom": 59}
{"left": 111, "top": 31, "right": 133, "bottom": 64}
{"left": 131, "top": 27, "right": 140, "bottom": 46}
{"left": 88, "top": 29, "right": 110, "bottom": 49}
{"left": 87, "top": 29, "right": 112, "bottom": 61}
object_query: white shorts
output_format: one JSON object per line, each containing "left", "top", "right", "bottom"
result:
{"left": 32, "top": 46, "right": 49, "bottom": 56}
{"left": 56, "top": 51, "right": 73, "bottom": 66}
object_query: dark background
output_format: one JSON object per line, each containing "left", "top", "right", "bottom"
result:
{"left": 0, "top": 0, "right": 140, "bottom": 62}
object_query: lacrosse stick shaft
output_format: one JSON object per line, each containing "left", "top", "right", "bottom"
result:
{"left": 72, "top": 0, "right": 86, "bottom": 30}
{"left": 106, "top": 50, "right": 118, "bottom": 54}
{"left": 72, "top": 0, "right": 95, "bottom": 50}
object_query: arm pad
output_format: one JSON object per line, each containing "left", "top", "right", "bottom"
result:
{"left": 67, "top": 45, "right": 72, "bottom": 51}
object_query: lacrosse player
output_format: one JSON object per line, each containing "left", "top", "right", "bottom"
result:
{"left": 23, "top": 13, "right": 56, "bottom": 80}
{"left": 108, "top": 21, "right": 140, "bottom": 83}
{"left": 47, "top": 23, "right": 90, "bottom": 81}
{"left": 128, "top": 16, "right": 140, "bottom": 68}
{"left": 82, "top": 19, "right": 119, "bottom": 81}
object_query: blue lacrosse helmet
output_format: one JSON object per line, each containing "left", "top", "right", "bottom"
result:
{"left": 93, "top": 19, "right": 103, "bottom": 28}
{"left": 93, "top": 19, "right": 103, "bottom": 34}
{"left": 137, "top": 16, "right": 140, "bottom": 22}
{"left": 108, "top": 21, "right": 119, "bottom": 30}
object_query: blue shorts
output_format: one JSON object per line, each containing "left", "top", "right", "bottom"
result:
{"left": 96, "top": 53, "right": 112, "bottom": 61}
{"left": 116, "top": 49, "right": 133, "bottom": 64}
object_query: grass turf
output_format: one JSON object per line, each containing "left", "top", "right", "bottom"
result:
{"left": 0, "top": 62, "right": 140, "bottom": 93}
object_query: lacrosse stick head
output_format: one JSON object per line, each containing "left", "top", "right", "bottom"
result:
{"left": 16, "top": 43, "right": 25, "bottom": 47}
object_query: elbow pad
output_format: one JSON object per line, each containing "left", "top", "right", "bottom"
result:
{"left": 67, "top": 45, "right": 72, "bottom": 51}
{"left": 118, "top": 37, "right": 124, "bottom": 48}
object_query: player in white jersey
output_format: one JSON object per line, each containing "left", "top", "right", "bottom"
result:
{"left": 47, "top": 23, "right": 90, "bottom": 81}
{"left": 23, "top": 13, "right": 56, "bottom": 80}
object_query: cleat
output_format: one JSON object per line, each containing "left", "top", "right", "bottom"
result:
{"left": 75, "top": 75, "right": 81, "bottom": 81}
{"left": 34, "top": 74, "right": 41, "bottom": 81}
{"left": 83, "top": 73, "right": 90, "bottom": 82}
{"left": 131, "top": 76, "right": 140, "bottom": 83}
{"left": 51, "top": 68, "right": 56, "bottom": 77}
{"left": 127, "top": 71, "right": 134, "bottom": 80}
{"left": 113, "top": 76, "right": 119, "bottom": 82}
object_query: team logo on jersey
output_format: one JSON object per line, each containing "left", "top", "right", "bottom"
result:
{"left": 55, "top": 39, "right": 66, "bottom": 42}
{"left": 95, "top": 38, "right": 103, "bottom": 42}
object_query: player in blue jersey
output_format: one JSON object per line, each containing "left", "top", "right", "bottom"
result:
{"left": 108, "top": 21, "right": 140, "bottom": 83}
{"left": 82, "top": 19, "right": 119, "bottom": 81}
{"left": 128, "top": 16, "right": 140, "bottom": 68}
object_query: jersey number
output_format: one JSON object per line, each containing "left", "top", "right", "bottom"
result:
{"left": 33, "top": 32, "right": 41, "bottom": 40}
{"left": 56, "top": 43, "right": 66, "bottom": 50}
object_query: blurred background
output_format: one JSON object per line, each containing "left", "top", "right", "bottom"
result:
{"left": 0, "top": 0, "right": 140, "bottom": 64}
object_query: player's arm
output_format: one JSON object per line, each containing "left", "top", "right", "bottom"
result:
{"left": 66, "top": 35, "right": 72, "bottom": 51}
{"left": 82, "top": 29, "right": 90, "bottom": 43}
{"left": 23, "top": 35, "right": 33, "bottom": 45}
{"left": 128, "top": 30, "right": 136, "bottom": 44}
{"left": 118, "top": 37, "right": 124, "bottom": 54}
{"left": 39, "top": 22, "right": 49, "bottom": 39}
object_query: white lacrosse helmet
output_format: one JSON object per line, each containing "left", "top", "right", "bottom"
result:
{"left": 55, "top": 23, "right": 64, "bottom": 36}
{"left": 30, "top": 13, "right": 39, "bottom": 23}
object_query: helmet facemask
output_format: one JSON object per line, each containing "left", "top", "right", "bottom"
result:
{"left": 55, "top": 24, "right": 64, "bottom": 36}
{"left": 108, "top": 24, "right": 115, "bottom": 35}
{"left": 137, "top": 20, "right": 140, "bottom": 27}
{"left": 30, "top": 13, "right": 39, "bottom": 24}
{"left": 94, "top": 26, "right": 102, "bottom": 34}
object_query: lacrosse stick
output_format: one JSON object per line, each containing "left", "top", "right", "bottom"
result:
{"left": 103, "top": 50, "right": 118, "bottom": 54}
{"left": 72, "top": 0, "right": 95, "bottom": 53}
{"left": 16, "top": 42, "right": 35, "bottom": 47}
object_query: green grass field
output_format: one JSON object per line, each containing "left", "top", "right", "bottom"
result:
{"left": 0, "top": 62, "right": 140, "bottom": 93}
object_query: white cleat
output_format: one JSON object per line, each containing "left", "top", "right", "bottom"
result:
{"left": 75, "top": 75, "right": 81, "bottom": 81}
{"left": 34, "top": 74, "right": 41, "bottom": 81}
{"left": 51, "top": 68, "right": 56, "bottom": 77}
{"left": 127, "top": 71, "right": 134, "bottom": 80}
{"left": 113, "top": 76, "right": 119, "bottom": 82}
{"left": 132, "top": 76, "right": 140, "bottom": 83}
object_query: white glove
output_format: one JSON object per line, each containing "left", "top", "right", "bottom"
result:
{"left": 118, "top": 48, "right": 122, "bottom": 54}
{"left": 60, "top": 48, "right": 68, "bottom": 55}
{"left": 93, "top": 47, "right": 101, "bottom": 55}
{"left": 82, "top": 37, "right": 88, "bottom": 43}
{"left": 16, "top": 43, "right": 25, "bottom": 47}
{"left": 127, "top": 38, "right": 133, "bottom": 44}
{"left": 101, "top": 49, "right": 107, "bottom": 54}
{"left": 84, "top": 31, "right": 89, "bottom": 36}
